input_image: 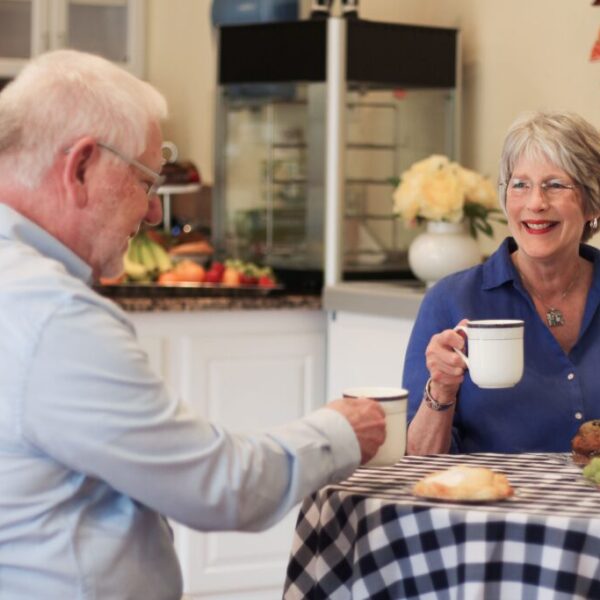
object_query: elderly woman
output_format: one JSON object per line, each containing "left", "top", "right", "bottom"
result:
{"left": 403, "top": 111, "right": 600, "bottom": 454}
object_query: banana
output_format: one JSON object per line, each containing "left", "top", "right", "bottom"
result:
{"left": 137, "top": 237, "right": 158, "bottom": 274}
{"left": 123, "top": 243, "right": 148, "bottom": 281}
{"left": 150, "top": 242, "right": 173, "bottom": 273}
{"left": 129, "top": 237, "right": 144, "bottom": 266}
{"left": 124, "top": 233, "right": 173, "bottom": 281}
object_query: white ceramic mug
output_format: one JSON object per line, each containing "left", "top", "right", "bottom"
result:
{"left": 454, "top": 319, "right": 524, "bottom": 389}
{"left": 342, "top": 386, "right": 408, "bottom": 466}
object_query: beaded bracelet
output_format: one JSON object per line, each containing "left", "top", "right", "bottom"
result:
{"left": 422, "top": 377, "right": 456, "bottom": 412}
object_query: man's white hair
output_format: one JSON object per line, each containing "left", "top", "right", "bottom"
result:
{"left": 0, "top": 49, "right": 168, "bottom": 188}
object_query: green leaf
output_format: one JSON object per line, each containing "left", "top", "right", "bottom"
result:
{"left": 469, "top": 220, "right": 476, "bottom": 238}
{"left": 473, "top": 219, "right": 493, "bottom": 237}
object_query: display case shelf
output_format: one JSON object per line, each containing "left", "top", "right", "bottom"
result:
{"left": 158, "top": 183, "right": 202, "bottom": 195}
{"left": 271, "top": 143, "right": 307, "bottom": 149}
{"left": 346, "top": 143, "right": 396, "bottom": 150}
{"left": 158, "top": 183, "right": 202, "bottom": 233}
{"left": 345, "top": 213, "right": 397, "bottom": 220}
{"left": 346, "top": 178, "right": 396, "bottom": 186}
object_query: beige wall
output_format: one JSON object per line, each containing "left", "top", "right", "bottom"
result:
{"left": 147, "top": 0, "right": 600, "bottom": 248}
{"left": 146, "top": 0, "right": 216, "bottom": 183}
{"left": 359, "top": 0, "right": 600, "bottom": 250}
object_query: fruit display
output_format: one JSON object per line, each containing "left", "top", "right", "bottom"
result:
{"left": 123, "top": 232, "right": 173, "bottom": 283}
{"left": 119, "top": 233, "right": 277, "bottom": 288}
{"left": 158, "top": 258, "right": 277, "bottom": 288}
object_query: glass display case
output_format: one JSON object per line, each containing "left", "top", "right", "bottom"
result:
{"left": 213, "top": 18, "right": 459, "bottom": 290}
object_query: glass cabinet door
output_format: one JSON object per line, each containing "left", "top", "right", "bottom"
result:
{"left": 0, "top": 0, "right": 143, "bottom": 78}
{"left": 63, "top": 0, "right": 128, "bottom": 63}
{"left": 0, "top": 0, "right": 49, "bottom": 76}
{"left": 0, "top": 0, "right": 33, "bottom": 60}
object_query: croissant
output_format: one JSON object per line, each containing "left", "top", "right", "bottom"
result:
{"left": 413, "top": 465, "right": 514, "bottom": 501}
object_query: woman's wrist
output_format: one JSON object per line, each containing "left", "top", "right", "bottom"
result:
{"left": 423, "top": 377, "right": 456, "bottom": 412}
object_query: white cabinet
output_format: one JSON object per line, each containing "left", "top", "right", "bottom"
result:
{"left": 130, "top": 308, "right": 327, "bottom": 600}
{"left": 0, "top": 0, "right": 144, "bottom": 77}
{"left": 326, "top": 310, "right": 415, "bottom": 399}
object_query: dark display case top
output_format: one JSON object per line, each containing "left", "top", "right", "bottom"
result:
{"left": 218, "top": 18, "right": 457, "bottom": 88}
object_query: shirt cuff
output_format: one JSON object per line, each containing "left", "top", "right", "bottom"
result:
{"left": 302, "top": 407, "right": 361, "bottom": 482}
{"left": 266, "top": 405, "right": 361, "bottom": 506}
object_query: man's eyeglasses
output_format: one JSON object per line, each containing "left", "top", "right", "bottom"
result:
{"left": 502, "top": 178, "right": 578, "bottom": 200}
{"left": 97, "top": 141, "right": 165, "bottom": 198}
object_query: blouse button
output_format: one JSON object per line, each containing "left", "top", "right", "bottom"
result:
{"left": 575, "top": 412, "right": 583, "bottom": 420}
{"left": 567, "top": 373, "right": 575, "bottom": 381}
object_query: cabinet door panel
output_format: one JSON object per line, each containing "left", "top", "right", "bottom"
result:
{"left": 66, "top": 1, "right": 128, "bottom": 63}
{"left": 0, "top": 0, "right": 32, "bottom": 58}
{"left": 327, "top": 311, "right": 413, "bottom": 398}
{"left": 174, "top": 330, "right": 324, "bottom": 597}
{"left": 206, "top": 354, "right": 308, "bottom": 430}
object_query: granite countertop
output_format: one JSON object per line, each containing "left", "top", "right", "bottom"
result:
{"left": 95, "top": 280, "right": 426, "bottom": 315}
{"left": 97, "top": 287, "right": 322, "bottom": 312}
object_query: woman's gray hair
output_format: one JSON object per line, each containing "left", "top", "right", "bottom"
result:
{"left": 498, "top": 111, "right": 600, "bottom": 241}
{"left": 0, "top": 49, "right": 168, "bottom": 188}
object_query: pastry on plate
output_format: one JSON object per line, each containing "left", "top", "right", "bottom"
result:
{"left": 412, "top": 465, "right": 514, "bottom": 501}
{"left": 571, "top": 420, "right": 600, "bottom": 465}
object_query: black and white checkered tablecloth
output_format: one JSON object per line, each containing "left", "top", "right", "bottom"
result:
{"left": 283, "top": 453, "right": 600, "bottom": 600}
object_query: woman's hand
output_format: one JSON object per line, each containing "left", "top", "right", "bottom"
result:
{"left": 406, "top": 319, "right": 469, "bottom": 455}
{"left": 424, "top": 319, "right": 468, "bottom": 404}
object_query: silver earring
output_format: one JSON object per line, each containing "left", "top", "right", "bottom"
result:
{"left": 591, "top": 217, "right": 599, "bottom": 232}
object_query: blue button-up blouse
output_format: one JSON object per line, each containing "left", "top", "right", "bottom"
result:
{"left": 403, "top": 237, "right": 600, "bottom": 453}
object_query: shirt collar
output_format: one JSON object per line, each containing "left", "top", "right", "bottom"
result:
{"left": 481, "top": 237, "right": 519, "bottom": 290}
{"left": 0, "top": 204, "right": 93, "bottom": 284}
{"left": 481, "top": 235, "right": 600, "bottom": 292}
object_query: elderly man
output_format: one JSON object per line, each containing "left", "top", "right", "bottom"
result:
{"left": 0, "top": 50, "right": 386, "bottom": 599}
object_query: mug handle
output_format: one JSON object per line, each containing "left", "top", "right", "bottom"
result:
{"left": 452, "top": 324, "right": 470, "bottom": 369}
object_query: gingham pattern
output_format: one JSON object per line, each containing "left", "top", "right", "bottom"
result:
{"left": 283, "top": 453, "right": 600, "bottom": 600}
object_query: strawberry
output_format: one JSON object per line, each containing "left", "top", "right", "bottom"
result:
{"left": 204, "top": 269, "right": 222, "bottom": 283}
{"left": 209, "top": 261, "right": 225, "bottom": 275}
{"left": 239, "top": 273, "right": 258, "bottom": 285}
{"left": 258, "top": 275, "right": 276, "bottom": 288}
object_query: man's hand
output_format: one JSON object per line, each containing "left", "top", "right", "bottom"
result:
{"left": 327, "top": 397, "right": 386, "bottom": 464}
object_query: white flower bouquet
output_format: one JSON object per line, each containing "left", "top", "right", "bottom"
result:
{"left": 392, "top": 154, "right": 505, "bottom": 238}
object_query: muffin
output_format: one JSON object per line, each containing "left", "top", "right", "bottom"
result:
{"left": 571, "top": 420, "right": 600, "bottom": 465}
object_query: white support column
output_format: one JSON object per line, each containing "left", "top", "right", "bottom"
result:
{"left": 324, "top": 17, "right": 346, "bottom": 287}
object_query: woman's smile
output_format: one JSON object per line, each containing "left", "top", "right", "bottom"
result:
{"left": 521, "top": 219, "right": 559, "bottom": 234}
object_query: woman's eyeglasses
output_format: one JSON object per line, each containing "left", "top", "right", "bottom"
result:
{"left": 502, "top": 178, "right": 578, "bottom": 199}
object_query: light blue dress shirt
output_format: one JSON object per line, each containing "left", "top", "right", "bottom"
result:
{"left": 403, "top": 237, "right": 600, "bottom": 453}
{"left": 0, "top": 204, "right": 360, "bottom": 599}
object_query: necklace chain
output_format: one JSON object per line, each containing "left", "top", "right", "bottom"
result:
{"left": 516, "top": 261, "right": 580, "bottom": 328}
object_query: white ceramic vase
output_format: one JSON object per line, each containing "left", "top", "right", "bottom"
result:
{"left": 408, "top": 221, "right": 481, "bottom": 287}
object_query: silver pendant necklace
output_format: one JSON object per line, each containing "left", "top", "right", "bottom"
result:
{"left": 516, "top": 262, "right": 580, "bottom": 328}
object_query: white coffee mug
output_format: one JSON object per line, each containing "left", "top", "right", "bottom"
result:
{"left": 454, "top": 319, "right": 524, "bottom": 389}
{"left": 342, "top": 386, "right": 408, "bottom": 466}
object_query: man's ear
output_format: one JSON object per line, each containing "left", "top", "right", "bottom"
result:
{"left": 62, "top": 136, "right": 97, "bottom": 208}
